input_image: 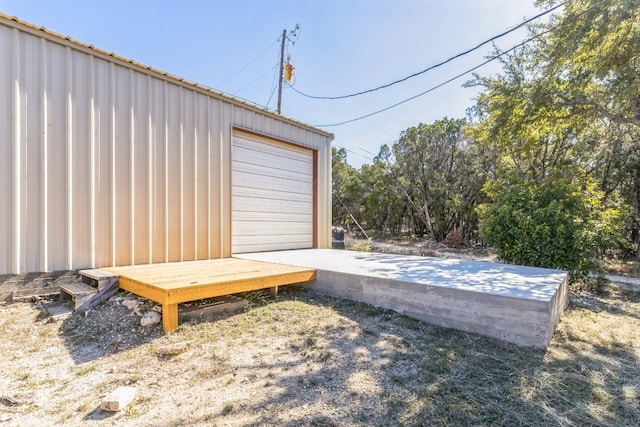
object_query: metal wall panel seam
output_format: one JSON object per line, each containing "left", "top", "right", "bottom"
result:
{"left": 163, "top": 80, "right": 169, "bottom": 263}
{"left": 206, "top": 96, "right": 211, "bottom": 259}
{"left": 110, "top": 62, "right": 116, "bottom": 267}
{"left": 147, "top": 74, "right": 153, "bottom": 264}
{"left": 218, "top": 101, "right": 225, "bottom": 258}
{"left": 222, "top": 107, "right": 230, "bottom": 258}
{"left": 129, "top": 69, "right": 135, "bottom": 265}
{"left": 65, "top": 46, "right": 73, "bottom": 270}
{"left": 89, "top": 54, "right": 96, "bottom": 268}
{"left": 179, "top": 87, "right": 184, "bottom": 261}
{"left": 12, "top": 28, "right": 21, "bottom": 273}
{"left": 40, "top": 36, "right": 48, "bottom": 272}
{"left": 193, "top": 90, "right": 198, "bottom": 259}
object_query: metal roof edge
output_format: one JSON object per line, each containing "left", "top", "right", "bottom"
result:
{"left": 0, "top": 12, "right": 334, "bottom": 141}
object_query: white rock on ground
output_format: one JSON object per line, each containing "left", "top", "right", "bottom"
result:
{"left": 100, "top": 386, "right": 137, "bottom": 412}
{"left": 156, "top": 341, "right": 192, "bottom": 355}
{"left": 122, "top": 300, "right": 140, "bottom": 310}
{"left": 140, "top": 310, "right": 162, "bottom": 326}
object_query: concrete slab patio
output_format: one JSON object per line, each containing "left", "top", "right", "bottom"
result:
{"left": 237, "top": 249, "right": 569, "bottom": 349}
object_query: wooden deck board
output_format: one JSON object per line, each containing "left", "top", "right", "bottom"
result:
{"left": 102, "top": 258, "right": 316, "bottom": 332}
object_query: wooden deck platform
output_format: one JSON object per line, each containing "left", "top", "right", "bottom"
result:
{"left": 101, "top": 258, "right": 316, "bottom": 332}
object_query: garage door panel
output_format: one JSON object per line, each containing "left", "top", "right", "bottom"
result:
{"left": 233, "top": 160, "right": 312, "bottom": 183}
{"left": 233, "top": 169, "right": 311, "bottom": 192}
{"left": 233, "top": 233, "right": 312, "bottom": 247}
{"left": 233, "top": 221, "right": 312, "bottom": 236}
{"left": 233, "top": 240, "right": 312, "bottom": 253}
{"left": 234, "top": 136, "right": 311, "bottom": 157}
{"left": 232, "top": 211, "right": 312, "bottom": 223}
{"left": 233, "top": 196, "right": 312, "bottom": 214}
{"left": 232, "top": 186, "right": 312, "bottom": 203}
{"left": 232, "top": 134, "right": 314, "bottom": 254}
{"left": 233, "top": 148, "right": 312, "bottom": 176}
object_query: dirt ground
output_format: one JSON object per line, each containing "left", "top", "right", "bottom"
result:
{"left": 1, "top": 275, "right": 639, "bottom": 426}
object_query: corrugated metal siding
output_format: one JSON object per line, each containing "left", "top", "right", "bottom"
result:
{"left": 0, "top": 15, "right": 333, "bottom": 274}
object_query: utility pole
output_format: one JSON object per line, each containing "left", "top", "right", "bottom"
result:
{"left": 276, "top": 24, "right": 299, "bottom": 115}
{"left": 277, "top": 29, "right": 286, "bottom": 115}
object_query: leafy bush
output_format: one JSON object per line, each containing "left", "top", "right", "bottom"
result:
{"left": 479, "top": 178, "right": 599, "bottom": 277}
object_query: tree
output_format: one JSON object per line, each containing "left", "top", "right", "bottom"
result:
{"left": 470, "top": 0, "right": 640, "bottom": 270}
{"left": 391, "top": 118, "right": 483, "bottom": 243}
{"left": 360, "top": 154, "right": 407, "bottom": 235}
{"left": 533, "top": 0, "right": 640, "bottom": 259}
{"left": 331, "top": 147, "right": 362, "bottom": 231}
{"left": 480, "top": 178, "right": 597, "bottom": 275}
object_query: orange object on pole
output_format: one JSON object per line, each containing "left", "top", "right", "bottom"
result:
{"left": 284, "top": 63, "right": 295, "bottom": 83}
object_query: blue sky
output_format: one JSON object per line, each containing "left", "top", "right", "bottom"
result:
{"left": 0, "top": 0, "right": 544, "bottom": 167}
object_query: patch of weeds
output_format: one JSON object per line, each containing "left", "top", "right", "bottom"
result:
{"left": 124, "top": 404, "right": 142, "bottom": 417}
{"left": 361, "top": 328, "right": 378, "bottom": 337}
{"left": 319, "top": 351, "right": 333, "bottom": 363}
{"left": 358, "top": 304, "right": 383, "bottom": 318}
{"left": 72, "top": 364, "right": 96, "bottom": 376}
{"left": 126, "top": 374, "right": 141, "bottom": 385}
{"left": 76, "top": 402, "right": 90, "bottom": 412}
{"left": 57, "top": 412, "right": 74, "bottom": 424}
{"left": 223, "top": 377, "right": 235, "bottom": 386}
{"left": 28, "top": 344, "right": 44, "bottom": 353}
{"left": 386, "top": 392, "right": 407, "bottom": 416}
{"left": 310, "top": 415, "right": 338, "bottom": 426}
{"left": 195, "top": 368, "right": 215, "bottom": 380}
{"left": 221, "top": 403, "right": 234, "bottom": 415}
{"left": 349, "top": 239, "right": 372, "bottom": 252}
{"left": 16, "top": 372, "right": 31, "bottom": 382}
{"left": 389, "top": 373, "right": 407, "bottom": 386}
{"left": 398, "top": 317, "right": 422, "bottom": 331}
{"left": 304, "top": 335, "right": 318, "bottom": 348}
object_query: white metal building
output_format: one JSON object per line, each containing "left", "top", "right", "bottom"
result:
{"left": 0, "top": 13, "right": 334, "bottom": 275}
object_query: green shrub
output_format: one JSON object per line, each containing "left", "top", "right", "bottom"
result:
{"left": 479, "top": 178, "right": 598, "bottom": 277}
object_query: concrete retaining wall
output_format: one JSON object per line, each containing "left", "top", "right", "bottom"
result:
{"left": 238, "top": 249, "right": 569, "bottom": 349}
{"left": 312, "top": 269, "right": 568, "bottom": 348}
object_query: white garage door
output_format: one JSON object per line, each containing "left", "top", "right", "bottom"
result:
{"left": 232, "top": 134, "right": 314, "bottom": 253}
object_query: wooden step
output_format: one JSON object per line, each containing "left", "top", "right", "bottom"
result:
{"left": 76, "top": 269, "right": 120, "bottom": 313}
{"left": 59, "top": 281, "right": 98, "bottom": 310}
{"left": 80, "top": 269, "right": 119, "bottom": 291}
{"left": 59, "top": 269, "right": 121, "bottom": 313}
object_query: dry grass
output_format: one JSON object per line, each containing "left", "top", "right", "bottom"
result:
{"left": 603, "top": 259, "right": 640, "bottom": 276}
{"left": 1, "top": 282, "right": 639, "bottom": 426}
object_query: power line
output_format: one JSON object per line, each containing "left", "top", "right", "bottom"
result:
{"left": 292, "top": 0, "right": 571, "bottom": 101}
{"left": 215, "top": 40, "right": 279, "bottom": 88}
{"left": 232, "top": 64, "right": 277, "bottom": 94}
{"left": 265, "top": 47, "right": 284, "bottom": 109}
{"left": 334, "top": 143, "right": 373, "bottom": 163}
{"left": 314, "top": 0, "right": 608, "bottom": 128}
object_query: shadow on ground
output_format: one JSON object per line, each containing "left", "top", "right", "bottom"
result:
{"left": 165, "top": 286, "right": 640, "bottom": 426}
{"left": 55, "top": 294, "right": 165, "bottom": 364}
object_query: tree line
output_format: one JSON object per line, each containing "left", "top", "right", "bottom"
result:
{"left": 332, "top": 0, "right": 639, "bottom": 276}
